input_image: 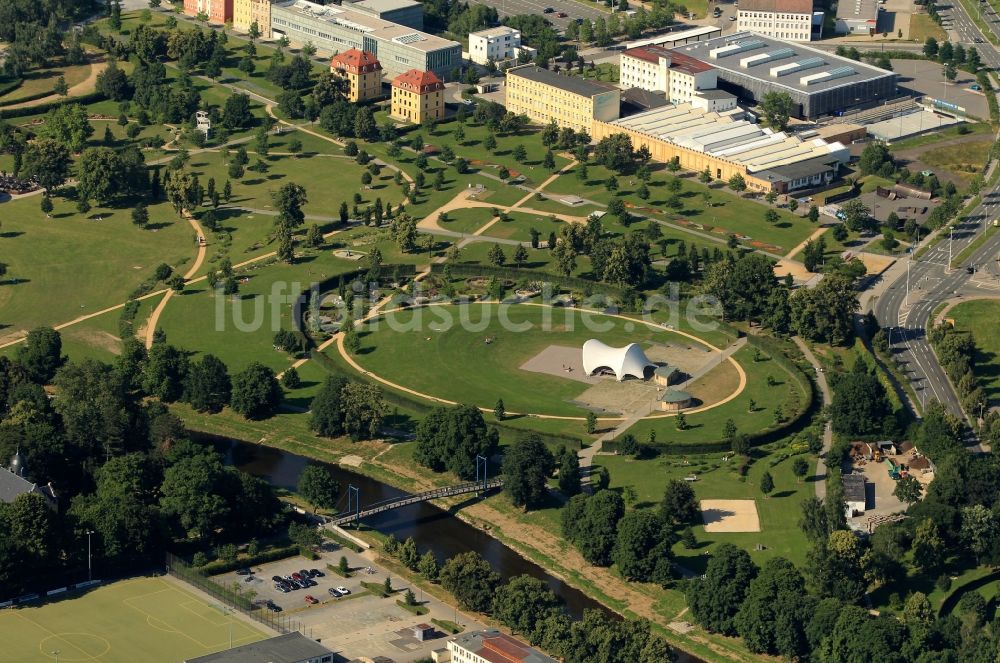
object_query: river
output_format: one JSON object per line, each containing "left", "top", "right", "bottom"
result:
{"left": 215, "top": 436, "right": 703, "bottom": 663}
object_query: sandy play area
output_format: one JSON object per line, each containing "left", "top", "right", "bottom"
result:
{"left": 701, "top": 499, "right": 761, "bottom": 533}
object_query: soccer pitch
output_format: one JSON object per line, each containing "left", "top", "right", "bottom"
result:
{"left": 0, "top": 576, "right": 266, "bottom": 662}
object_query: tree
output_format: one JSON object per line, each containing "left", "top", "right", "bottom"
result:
{"left": 593, "top": 133, "right": 634, "bottom": 173}
{"left": 790, "top": 273, "right": 859, "bottom": 346}
{"left": 230, "top": 362, "right": 282, "bottom": 419}
{"left": 131, "top": 203, "right": 149, "bottom": 228}
{"left": 159, "top": 454, "right": 229, "bottom": 540}
{"left": 687, "top": 543, "right": 758, "bottom": 635}
{"left": 923, "top": 37, "right": 939, "bottom": 58}
{"left": 492, "top": 574, "right": 562, "bottom": 638}
{"left": 760, "top": 92, "right": 794, "bottom": 131}
{"left": 792, "top": 457, "right": 809, "bottom": 482}
{"left": 494, "top": 398, "right": 506, "bottom": 420}
{"left": 890, "top": 474, "right": 921, "bottom": 505}
{"left": 943, "top": 62, "right": 957, "bottom": 82}
{"left": 961, "top": 503, "right": 994, "bottom": 562}
{"left": 734, "top": 557, "right": 814, "bottom": 658}
{"left": 613, "top": 510, "right": 674, "bottom": 584}
{"left": 39, "top": 194, "right": 53, "bottom": 218}
{"left": 439, "top": 551, "right": 501, "bottom": 613}
{"left": 759, "top": 471, "right": 774, "bottom": 497}
{"left": 37, "top": 104, "right": 93, "bottom": 152}
{"left": 562, "top": 490, "right": 624, "bottom": 566}
{"left": 221, "top": 93, "right": 253, "bottom": 130}
{"left": 17, "top": 327, "right": 63, "bottom": 383}
{"left": 829, "top": 366, "right": 893, "bottom": 436}
{"left": 660, "top": 479, "right": 699, "bottom": 526}
{"left": 512, "top": 244, "right": 529, "bottom": 268}
{"left": 728, "top": 173, "right": 747, "bottom": 193}
{"left": 911, "top": 517, "right": 946, "bottom": 573}
{"left": 502, "top": 434, "right": 555, "bottom": 511}
{"left": 272, "top": 183, "right": 308, "bottom": 231}
{"left": 297, "top": 464, "right": 339, "bottom": 512}
{"left": 184, "top": 354, "right": 230, "bottom": 413}
{"left": 558, "top": 450, "right": 581, "bottom": 496}
{"left": 414, "top": 404, "right": 499, "bottom": 480}
{"left": 21, "top": 139, "right": 72, "bottom": 192}
{"left": 309, "top": 375, "right": 349, "bottom": 437}
{"left": 418, "top": 551, "right": 440, "bottom": 581}
{"left": 488, "top": 243, "right": 506, "bottom": 267}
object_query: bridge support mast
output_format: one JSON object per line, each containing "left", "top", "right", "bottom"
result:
{"left": 347, "top": 485, "right": 360, "bottom": 528}
{"left": 475, "top": 455, "right": 487, "bottom": 494}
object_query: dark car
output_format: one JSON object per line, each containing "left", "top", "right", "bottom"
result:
{"left": 328, "top": 587, "right": 343, "bottom": 597}
{"left": 275, "top": 584, "right": 289, "bottom": 593}
{"left": 271, "top": 575, "right": 283, "bottom": 582}
{"left": 266, "top": 601, "right": 282, "bottom": 612}
{"left": 235, "top": 567, "right": 252, "bottom": 576}
{"left": 543, "top": 6, "right": 554, "bottom": 12}
{"left": 309, "top": 569, "right": 324, "bottom": 578}
{"left": 967, "top": 266, "right": 975, "bottom": 274}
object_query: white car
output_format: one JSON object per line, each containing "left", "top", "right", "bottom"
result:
{"left": 336, "top": 586, "right": 351, "bottom": 595}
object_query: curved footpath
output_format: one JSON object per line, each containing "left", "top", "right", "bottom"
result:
{"left": 144, "top": 215, "right": 207, "bottom": 348}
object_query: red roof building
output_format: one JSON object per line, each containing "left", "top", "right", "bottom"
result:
{"left": 391, "top": 69, "right": 445, "bottom": 94}
{"left": 390, "top": 69, "right": 445, "bottom": 123}
{"left": 330, "top": 49, "right": 383, "bottom": 103}
{"left": 330, "top": 48, "right": 383, "bottom": 76}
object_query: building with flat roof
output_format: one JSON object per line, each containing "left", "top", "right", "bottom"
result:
{"left": 836, "top": 0, "right": 879, "bottom": 35}
{"left": 593, "top": 102, "right": 848, "bottom": 193}
{"left": 468, "top": 26, "right": 522, "bottom": 65}
{"left": 625, "top": 25, "right": 722, "bottom": 49}
{"left": 671, "top": 32, "right": 898, "bottom": 119}
{"left": 619, "top": 45, "right": 717, "bottom": 105}
{"left": 391, "top": 68, "right": 445, "bottom": 123}
{"left": 505, "top": 65, "right": 621, "bottom": 133}
{"left": 692, "top": 88, "right": 738, "bottom": 112}
{"left": 185, "top": 633, "right": 334, "bottom": 663}
{"left": 843, "top": 473, "right": 867, "bottom": 517}
{"left": 446, "top": 629, "right": 557, "bottom": 663}
{"left": 736, "top": 0, "right": 819, "bottom": 41}
{"left": 271, "top": 0, "right": 461, "bottom": 80}
{"left": 347, "top": 0, "right": 423, "bottom": 30}
{"left": 331, "top": 48, "right": 384, "bottom": 102}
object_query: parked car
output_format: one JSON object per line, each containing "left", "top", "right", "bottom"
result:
{"left": 271, "top": 575, "right": 283, "bottom": 582}
{"left": 556, "top": 11, "right": 567, "bottom": 17}
{"left": 291, "top": 573, "right": 304, "bottom": 582}
{"left": 235, "top": 568, "right": 252, "bottom": 576}
{"left": 543, "top": 6, "right": 554, "bottom": 12}
{"left": 275, "top": 584, "right": 289, "bottom": 593}
{"left": 309, "top": 569, "right": 324, "bottom": 578}
{"left": 336, "top": 586, "right": 351, "bottom": 595}
{"left": 729, "top": 15, "right": 737, "bottom": 20}
{"left": 243, "top": 575, "right": 255, "bottom": 583}
{"left": 305, "top": 595, "right": 319, "bottom": 605}
{"left": 266, "top": 601, "right": 282, "bottom": 612}
{"left": 328, "top": 587, "right": 343, "bottom": 597}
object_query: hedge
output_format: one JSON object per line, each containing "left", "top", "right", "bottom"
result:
{"left": 310, "top": 348, "right": 433, "bottom": 415}
{"left": 429, "top": 263, "right": 629, "bottom": 300}
{"left": 0, "top": 91, "right": 106, "bottom": 119}
{"left": 0, "top": 88, "right": 57, "bottom": 109}
{"left": 490, "top": 421, "right": 583, "bottom": 450}
{"left": 194, "top": 544, "right": 300, "bottom": 576}
{"left": 0, "top": 78, "right": 23, "bottom": 98}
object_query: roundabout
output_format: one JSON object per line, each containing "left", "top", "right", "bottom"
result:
{"left": 333, "top": 302, "right": 748, "bottom": 421}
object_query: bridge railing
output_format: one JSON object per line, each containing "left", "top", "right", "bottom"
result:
{"left": 327, "top": 478, "right": 503, "bottom": 526}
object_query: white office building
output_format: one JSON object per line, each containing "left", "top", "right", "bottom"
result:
{"left": 736, "top": 0, "right": 818, "bottom": 42}
{"left": 620, "top": 45, "right": 717, "bottom": 105}
{"left": 468, "top": 26, "right": 522, "bottom": 65}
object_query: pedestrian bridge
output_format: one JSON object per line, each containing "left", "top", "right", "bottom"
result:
{"left": 326, "top": 478, "right": 503, "bottom": 527}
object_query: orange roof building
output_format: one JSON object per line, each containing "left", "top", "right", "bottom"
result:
{"left": 330, "top": 48, "right": 383, "bottom": 103}
{"left": 390, "top": 69, "right": 444, "bottom": 124}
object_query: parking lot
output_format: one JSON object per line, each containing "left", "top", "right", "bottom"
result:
{"left": 893, "top": 58, "right": 990, "bottom": 121}
{"left": 213, "top": 538, "right": 487, "bottom": 662}
{"left": 472, "top": 0, "right": 610, "bottom": 31}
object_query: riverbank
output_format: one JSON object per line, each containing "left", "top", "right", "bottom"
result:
{"left": 179, "top": 403, "right": 769, "bottom": 663}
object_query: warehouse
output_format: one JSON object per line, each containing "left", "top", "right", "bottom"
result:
{"left": 593, "top": 103, "right": 849, "bottom": 193}
{"left": 671, "top": 32, "right": 898, "bottom": 119}
{"left": 271, "top": 0, "right": 461, "bottom": 80}
{"left": 625, "top": 25, "right": 722, "bottom": 50}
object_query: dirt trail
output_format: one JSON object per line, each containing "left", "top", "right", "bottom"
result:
{"left": 5, "top": 59, "right": 108, "bottom": 110}
{"left": 144, "top": 215, "right": 207, "bottom": 348}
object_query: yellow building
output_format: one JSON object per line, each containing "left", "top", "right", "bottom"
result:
{"left": 390, "top": 69, "right": 444, "bottom": 124}
{"left": 233, "top": 0, "right": 272, "bottom": 38}
{"left": 330, "top": 49, "right": 383, "bottom": 103}
{"left": 505, "top": 64, "right": 620, "bottom": 134}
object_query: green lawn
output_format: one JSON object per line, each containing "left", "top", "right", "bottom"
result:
{"left": 948, "top": 299, "right": 1000, "bottom": 403}
{"left": 0, "top": 576, "right": 264, "bottom": 663}
{"left": 0, "top": 60, "right": 93, "bottom": 103}
{"left": 594, "top": 442, "right": 814, "bottom": 568}
{"left": 623, "top": 344, "right": 807, "bottom": 444}
{"left": 436, "top": 207, "right": 496, "bottom": 235}
{"left": 348, "top": 303, "right": 735, "bottom": 417}
{"left": 921, "top": 139, "right": 994, "bottom": 184}
{"left": 481, "top": 211, "right": 567, "bottom": 243}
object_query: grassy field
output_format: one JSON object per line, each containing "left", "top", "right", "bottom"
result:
{"left": 594, "top": 441, "right": 814, "bottom": 568}
{"left": 921, "top": 139, "right": 994, "bottom": 184}
{"left": 909, "top": 13, "right": 948, "bottom": 42}
{"left": 349, "top": 303, "right": 736, "bottom": 417}
{"left": 0, "top": 60, "right": 93, "bottom": 103}
{"left": 947, "top": 299, "right": 1000, "bottom": 403}
{"left": 0, "top": 576, "right": 264, "bottom": 663}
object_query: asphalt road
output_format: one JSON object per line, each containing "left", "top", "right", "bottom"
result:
{"left": 873, "top": 179, "right": 1000, "bottom": 446}
{"left": 939, "top": 0, "right": 1000, "bottom": 65}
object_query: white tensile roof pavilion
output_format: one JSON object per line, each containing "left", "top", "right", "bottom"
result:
{"left": 581, "top": 339, "right": 656, "bottom": 381}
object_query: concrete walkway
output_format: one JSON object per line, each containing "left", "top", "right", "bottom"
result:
{"left": 792, "top": 336, "right": 833, "bottom": 499}
{"left": 144, "top": 214, "right": 207, "bottom": 348}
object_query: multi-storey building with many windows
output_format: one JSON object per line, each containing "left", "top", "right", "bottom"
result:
{"left": 270, "top": 0, "right": 460, "bottom": 80}
{"left": 619, "top": 45, "right": 717, "bottom": 105}
{"left": 233, "top": 0, "right": 273, "bottom": 37}
{"left": 184, "top": 0, "right": 234, "bottom": 24}
{"left": 736, "top": 0, "right": 817, "bottom": 41}
{"left": 468, "top": 26, "right": 522, "bottom": 65}
{"left": 505, "top": 65, "right": 620, "bottom": 134}
{"left": 330, "top": 48, "right": 383, "bottom": 102}
{"left": 446, "top": 630, "right": 557, "bottom": 663}
{"left": 390, "top": 69, "right": 444, "bottom": 123}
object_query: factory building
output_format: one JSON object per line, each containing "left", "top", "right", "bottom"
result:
{"left": 671, "top": 32, "right": 898, "bottom": 119}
